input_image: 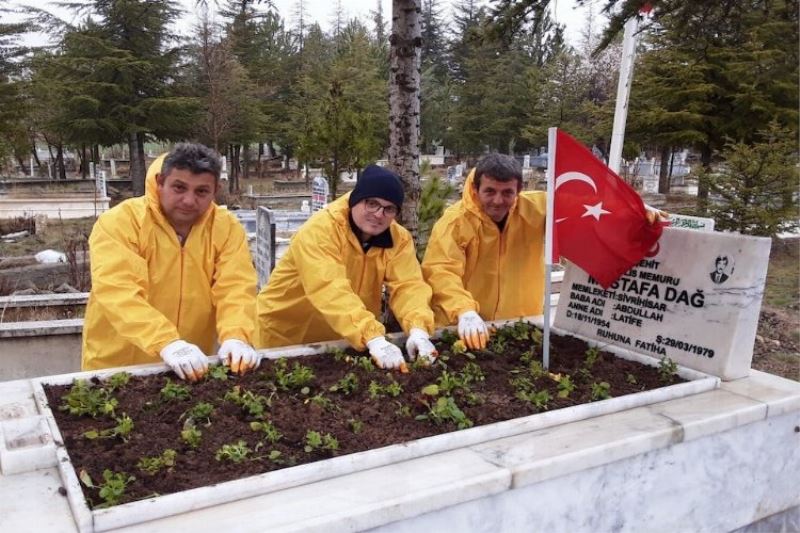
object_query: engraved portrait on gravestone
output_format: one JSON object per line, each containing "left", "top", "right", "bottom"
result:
{"left": 710, "top": 255, "right": 734, "bottom": 284}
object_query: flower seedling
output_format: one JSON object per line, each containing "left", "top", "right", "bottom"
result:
{"left": 367, "top": 378, "right": 403, "bottom": 399}
{"left": 137, "top": 449, "right": 177, "bottom": 475}
{"left": 584, "top": 346, "right": 601, "bottom": 369}
{"left": 79, "top": 469, "right": 135, "bottom": 508}
{"left": 556, "top": 375, "right": 576, "bottom": 398}
{"left": 626, "top": 373, "right": 638, "bottom": 385}
{"left": 184, "top": 402, "right": 215, "bottom": 425}
{"left": 273, "top": 358, "right": 316, "bottom": 390}
{"left": 590, "top": 381, "right": 612, "bottom": 401}
{"left": 658, "top": 357, "right": 678, "bottom": 384}
{"left": 451, "top": 339, "right": 467, "bottom": 355}
{"left": 160, "top": 379, "right": 190, "bottom": 402}
{"left": 439, "top": 328, "right": 459, "bottom": 346}
{"left": 83, "top": 414, "right": 134, "bottom": 442}
{"left": 348, "top": 418, "right": 363, "bottom": 433}
{"left": 60, "top": 379, "right": 118, "bottom": 418}
{"left": 181, "top": 423, "right": 202, "bottom": 449}
{"left": 250, "top": 420, "right": 283, "bottom": 444}
{"left": 215, "top": 441, "right": 251, "bottom": 463}
{"left": 304, "top": 430, "right": 339, "bottom": 453}
{"left": 305, "top": 393, "right": 335, "bottom": 410}
{"left": 105, "top": 372, "right": 131, "bottom": 392}
{"left": 208, "top": 365, "right": 230, "bottom": 381}
{"left": 416, "top": 396, "right": 473, "bottom": 429}
{"left": 355, "top": 356, "right": 376, "bottom": 372}
{"left": 329, "top": 372, "right": 359, "bottom": 395}
{"left": 224, "top": 386, "right": 271, "bottom": 418}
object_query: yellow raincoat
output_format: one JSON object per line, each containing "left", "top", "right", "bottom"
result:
{"left": 256, "top": 193, "right": 434, "bottom": 350}
{"left": 81, "top": 155, "right": 257, "bottom": 370}
{"left": 422, "top": 169, "right": 546, "bottom": 325}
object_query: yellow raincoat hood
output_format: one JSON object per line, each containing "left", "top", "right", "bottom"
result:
{"left": 256, "top": 193, "right": 434, "bottom": 350}
{"left": 422, "top": 168, "right": 546, "bottom": 324}
{"left": 82, "top": 154, "right": 256, "bottom": 370}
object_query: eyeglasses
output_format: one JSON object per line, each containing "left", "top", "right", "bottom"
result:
{"left": 363, "top": 198, "right": 398, "bottom": 217}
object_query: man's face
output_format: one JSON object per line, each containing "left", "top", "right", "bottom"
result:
{"left": 476, "top": 175, "right": 520, "bottom": 223}
{"left": 715, "top": 259, "right": 728, "bottom": 273}
{"left": 157, "top": 168, "right": 217, "bottom": 230}
{"left": 351, "top": 197, "right": 398, "bottom": 238}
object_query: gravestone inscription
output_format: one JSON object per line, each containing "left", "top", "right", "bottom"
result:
{"left": 554, "top": 227, "right": 771, "bottom": 380}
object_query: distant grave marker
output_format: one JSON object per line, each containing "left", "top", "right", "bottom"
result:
{"left": 311, "top": 177, "right": 330, "bottom": 212}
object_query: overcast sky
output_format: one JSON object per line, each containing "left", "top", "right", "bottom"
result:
{"left": 8, "top": 0, "right": 606, "bottom": 48}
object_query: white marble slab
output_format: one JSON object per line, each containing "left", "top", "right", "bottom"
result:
{"left": 469, "top": 405, "right": 682, "bottom": 488}
{"left": 721, "top": 370, "right": 800, "bottom": 418}
{"left": 645, "top": 387, "right": 767, "bottom": 441}
{"left": 555, "top": 227, "right": 772, "bottom": 380}
{"left": 113, "top": 449, "right": 510, "bottom": 533}
{"left": 374, "top": 411, "right": 800, "bottom": 533}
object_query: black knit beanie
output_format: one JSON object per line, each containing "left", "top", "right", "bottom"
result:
{"left": 348, "top": 165, "right": 404, "bottom": 209}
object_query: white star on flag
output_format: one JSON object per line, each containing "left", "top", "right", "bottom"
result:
{"left": 581, "top": 201, "right": 611, "bottom": 221}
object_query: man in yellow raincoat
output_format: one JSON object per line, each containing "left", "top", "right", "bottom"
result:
{"left": 422, "top": 153, "right": 546, "bottom": 350}
{"left": 82, "top": 143, "right": 258, "bottom": 380}
{"left": 423, "top": 153, "right": 666, "bottom": 350}
{"left": 256, "top": 165, "right": 437, "bottom": 370}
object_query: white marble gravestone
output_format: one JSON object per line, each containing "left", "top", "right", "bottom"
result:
{"left": 255, "top": 207, "right": 276, "bottom": 289}
{"left": 311, "top": 177, "right": 330, "bottom": 212}
{"left": 669, "top": 214, "right": 715, "bottom": 231}
{"left": 554, "top": 227, "right": 771, "bottom": 380}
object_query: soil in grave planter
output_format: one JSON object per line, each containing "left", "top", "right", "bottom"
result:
{"left": 44, "top": 321, "right": 685, "bottom": 509}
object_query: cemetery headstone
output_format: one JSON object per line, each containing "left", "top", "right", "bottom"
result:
{"left": 669, "top": 214, "right": 715, "bottom": 232}
{"left": 554, "top": 227, "right": 771, "bottom": 380}
{"left": 255, "top": 207, "right": 276, "bottom": 289}
{"left": 523, "top": 155, "right": 531, "bottom": 168}
{"left": 110, "top": 159, "right": 117, "bottom": 178}
{"left": 311, "top": 176, "right": 330, "bottom": 212}
{"left": 220, "top": 156, "right": 228, "bottom": 181}
{"left": 96, "top": 171, "right": 107, "bottom": 198}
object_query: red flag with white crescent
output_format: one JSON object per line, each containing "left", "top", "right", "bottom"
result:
{"left": 551, "top": 129, "right": 666, "bottom": 288}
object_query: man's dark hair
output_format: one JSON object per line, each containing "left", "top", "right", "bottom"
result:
{"left": 162, "top": 143, "right": 222, "bottom": 180}
{"left": 473, "top": 153, "right": 523, "bottom": 189}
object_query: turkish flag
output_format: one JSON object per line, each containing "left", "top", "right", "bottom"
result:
{"left": 551, "top": 129, "right": 665, "bottom": 288}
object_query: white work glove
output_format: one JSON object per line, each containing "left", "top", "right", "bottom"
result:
{"left": 160, "top": 340, "right": 209, "bottom": 382}
{"left": 458, "top": 311, "right": 489, "bottom": 350}
{"left": 219, "top": 339, "right": 260, "bottom": 375}
{"left": 405, "top": 328, "right": 438, "bottom": 365}
{"left": 366, "top": 336, "right": 406, "bottom": 370}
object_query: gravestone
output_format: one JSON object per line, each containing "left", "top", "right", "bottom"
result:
{"left": 96, "top": 171, "right": 107, "bottom": 199}
{"left": 669, "top": 214, "right": 715, "bottom": 231}
{"left": 311, "top": 177, "right": 330, "bottom": 212}
{"left": 523, "top": 155, "right": 531, "bottom": 168}
{"left": 255, "top": 207, "right": 276, "bottom": 289}
{"left": 554, "top": 227, "right": 771, "bottom": 380}
{"left": 110, "top": 159, "right": 117, "bottom": 178}
{"left": 220, "top": 156, "right": 228, "bottom": 181}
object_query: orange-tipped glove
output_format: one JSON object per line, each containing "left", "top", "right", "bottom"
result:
{"left": 366, "top": 336, "right": 406, "bottom": 370}
{"left": 458, "top": 311, "right": 489, "bottom": 350}
{"left": 405, "top": 328, "right": 438, "bottom": 365}
{"left": 160, "top": 340, "right": 208, "bottom": 382}
{"left": 219, "top": 339, "right": 260, "bottom": 375}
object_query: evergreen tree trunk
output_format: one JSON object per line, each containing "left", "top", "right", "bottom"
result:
{"left": 129, "top": 132, "right": 147, "bottom": 197}
{"left": 56, "top": 143, "right": 66, "bottom": 181}
{"left": 242, "top": 144, "right": 251, "bottom": 180}
{"left": 389, "top": 0, "right": 422, "bottom": 241}
{"left": 697, "top": 144, "right": 712, "bottom": 213}
{"left": 658, "top": 145, "right": 670, "bottom": 194}
{"left": 81, "top": 144, "right": 88, "bottom": 179}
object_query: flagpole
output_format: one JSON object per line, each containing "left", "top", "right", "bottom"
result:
{"left": 543, "top": 127, "right": 557, "bottom": 370}
{"left": 608, "top": 14, "right": 639, "bottom": 174}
